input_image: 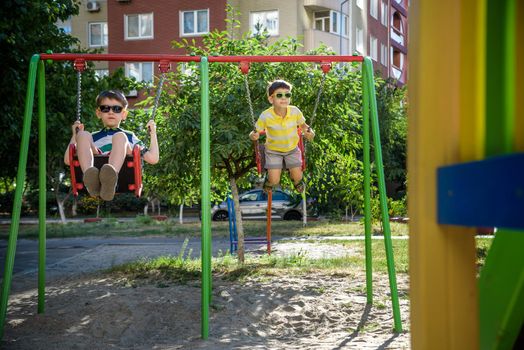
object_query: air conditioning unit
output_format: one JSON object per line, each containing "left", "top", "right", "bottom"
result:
{"left": 86, "top": 1, "right": 100, "bottom": 12}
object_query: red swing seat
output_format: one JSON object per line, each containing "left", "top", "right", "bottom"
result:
{"left": 68, "top": 144, "right": 143, "bottom": 197}
{"left": 254, "top": 128, "right": 306, "bottom": 175}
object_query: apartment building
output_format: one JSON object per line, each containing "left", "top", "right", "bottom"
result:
{"left": 228, "top": 0, "right": 407, "bottom": 84}
{"left": 66, "top": 0, "right": 407, "bottom": 85}
{"left": 57, "top": 0, "right": 109, "bottom": 74}
{"left": 107, "top": 0, "right": 227, "bottom": 83}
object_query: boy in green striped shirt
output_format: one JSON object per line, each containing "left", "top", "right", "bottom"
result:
{"left": 64, "top": 90, "right": 159, "bottom": 201}
{"left": 249, "top": 80, "right": 315, "bottom": 193}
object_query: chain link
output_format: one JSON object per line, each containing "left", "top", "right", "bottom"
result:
{"left": 76, "top": 70, "right": 82, "bottom": 123}
{"left": 243, "top": 74, "right": 257, "bottom": 129}
{"left": 309, "top": 72, "right": 326, "bottom": 129}
{"left": 150, "top": 72, "right": 166, "bottom": 122}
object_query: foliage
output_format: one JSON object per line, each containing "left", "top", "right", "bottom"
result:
{"left": 375, "top": 78, "right": 407, "bottom": 198}
{"left": 141, "top": 6, "right": 365, "bottom": 219}
{"left": 0, "top": 0, "right": 80, "bottom": 181}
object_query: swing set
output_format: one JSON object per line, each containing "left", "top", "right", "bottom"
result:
{"left": 0, "top": 53, "right": 402, "bottom": 341}
{"left": 68, "top": 58, "right": 169, "bottom": 198}
{"left": 229, "top": 62, "right": 329, "bottom": 254}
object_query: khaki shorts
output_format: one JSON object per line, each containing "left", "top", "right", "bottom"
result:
{"left": 265, "top": 147, "right": 302, "bottom": 169}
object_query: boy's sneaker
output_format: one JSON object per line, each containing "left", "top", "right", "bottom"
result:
{"left": 293, "top": 180, "right": 305, "bottom": 193}
{"left": 83, "top": 167, "right": 100, "bottom": 197}
{"left": 99, "top": 164, "right": 118, "bottom": 201}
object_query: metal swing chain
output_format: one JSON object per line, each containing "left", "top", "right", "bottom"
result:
{"left": 76, "top": 69, "right": 82, "bottom": 123}
{"left": 309, "top": 71, "right": 327, "bottom": 130}
{"left": 243, "top": 73, "right": 257, "bottom": 129}
{"left": 150, "top": 72, "right": 166, "bottom": 123}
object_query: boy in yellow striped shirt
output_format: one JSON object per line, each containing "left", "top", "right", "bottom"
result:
{"left": 249, "top": 80, "right": 315, "bottom": 193}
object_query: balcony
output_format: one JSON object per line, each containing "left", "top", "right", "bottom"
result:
{"left": 304, "top": 0, "right": 340, "bottom": 11}
{"left": 304, "top": 28, "right": 348, "bottom": 54}
{"left": 391, "top": 26, "right": 405, "bottom": 46}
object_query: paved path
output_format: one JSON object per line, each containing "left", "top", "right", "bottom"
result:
{"left": 0, "top": 234, "right": 414, "bottom": 281}
{"left": 0, "top": 236, "right": 234, "bottom": 279}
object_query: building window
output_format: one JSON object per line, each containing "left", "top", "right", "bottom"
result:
{"left": 370, "top": 36, "right": 378, "bottom": 61}
{"left": 381, "top": 1, "right": 388, "bottom": 26}
{"left": 356, "top": 27, "right": 364, "bottom": 54}
{"left": 94, "top": 69, "right": 109, "bottom": 79}
{"left": 57, "top": 18, "right": 72, "bottom": 34}
{"left": 89, "top": 22, "right": 108, "bottom": 47}
{"left": 392, "top": 48, "right": 404, "bottom": 79}
{"left": 314, "top": 11, "right": 348, "bottom": 37}
{"left": 181, "top": 9, "right": 209, "bottom": 36}
{"left": 356, "top": 0, "right": 364, "bottom": 10}
{"left": 343, "top": 14, "right": 349, "bottom": 37}
{"left": 370, "top": 0, "right": 379, "bottom": 19}
{"left": 380, "top": 43, "right": 388, "bottom": 66}
{"left": 125, "top": 13, "right": 153, "bottom": 40}
{"left": 250, "top": 10, "right": 279, "bottom": 36}
{"left": 125, "top": 62, "right": 153, "bottom": 83}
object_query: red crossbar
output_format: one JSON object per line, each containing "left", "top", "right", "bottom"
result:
{"left": 39, "top": 53, "right": 201, "bottom": 62}
{"left": 208, "top": 55, "right": 364, "bottom": 63}
{"left": 38, "top": 53, "right": 364, "bottom": 63}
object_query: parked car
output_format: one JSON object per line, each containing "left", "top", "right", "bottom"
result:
{"left": 211, "top": 189, "right": 310, "bottom": 221}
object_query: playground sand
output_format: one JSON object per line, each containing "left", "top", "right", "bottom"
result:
{"left": 2, "top": 241, "right": 410, "bottom": 349}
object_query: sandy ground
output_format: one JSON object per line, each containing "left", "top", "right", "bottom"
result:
{"left": 2, "top": 241, "right": 410, "bottom": 349}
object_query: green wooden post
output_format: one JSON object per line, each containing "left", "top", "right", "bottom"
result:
{"left": 200, "top": 57, "right": 211, "bottom": 339}
{"left": 361, "top": 60, "right": 373, "bottom": 304}
{"left": 37, "top": 60, "right": 47, "bottom": 313}
{"left": 363, "top": 57, "right": 402, "bottom": 332}
{"left": 0, "top": 54, "right": 40, "bottom": 339}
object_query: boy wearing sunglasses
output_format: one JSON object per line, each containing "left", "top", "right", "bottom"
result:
{"left": 64, "top": 90, "right": 159, "bottom": 201}
{"left": 249, "top": 80, "right": 315, "bottom": 193}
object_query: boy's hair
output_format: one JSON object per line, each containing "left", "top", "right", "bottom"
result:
{"left": 267, "top": 80, "right": 292, "bottom": 97}
{"left": 96, "top": 90, "right": 128, "bottom": 108}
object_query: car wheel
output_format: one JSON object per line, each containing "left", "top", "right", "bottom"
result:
{"left": 212, "top": 210, "right": 229, "bottom": 221}
{"left": 283, "top": 211, "right": 302, "bottom": 221}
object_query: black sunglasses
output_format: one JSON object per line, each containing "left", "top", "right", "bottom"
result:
{"left": 274, "top": 92, "right": 292, "bottom": 99}
{"left": 99, "top": 105, "right": 124, "bottom": 113}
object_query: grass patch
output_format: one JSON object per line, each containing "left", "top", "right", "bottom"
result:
{"left": 0, "top": 219, "right": 409, "bottom": 240}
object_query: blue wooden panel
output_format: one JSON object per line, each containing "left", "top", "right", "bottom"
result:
{"left": 437, "top": 153, "right": 524, "bottom": 229}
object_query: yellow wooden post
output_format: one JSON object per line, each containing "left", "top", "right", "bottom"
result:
{"left": 408, "top": 1, "right": 483, "bottom": 348}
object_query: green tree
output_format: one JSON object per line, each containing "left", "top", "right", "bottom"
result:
{"left": 0, "top": 0, "right": 136, "bottom": 219}
{"left": 148, "top": 8, "right": 365, "bottom": 262}
{"left": 376, "top": 79, "right": 407, "bottom": 199}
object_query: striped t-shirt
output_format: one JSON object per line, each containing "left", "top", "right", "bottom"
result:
{"left": 92, "top": 127, "right": 144, "bottom": 155}
{"left": 255, "top": 106, "right": 306, "bottom": 152}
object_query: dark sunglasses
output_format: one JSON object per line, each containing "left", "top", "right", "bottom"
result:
{"left": 274, "top": 92, "right": 292, "bottom": 99}
{"left": 99, "top": 105, "right": 124, "bottom": 113}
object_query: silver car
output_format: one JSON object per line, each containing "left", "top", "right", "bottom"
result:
{"left": 211, "top": 189, "right": 305, "bottom": 221}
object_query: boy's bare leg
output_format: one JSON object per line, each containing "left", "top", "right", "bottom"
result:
{"left": 289, "top": 167, "right": 305, "bottom": 192}
{"left": 76, "top": 131, "right": 100, "bottom": 196}
{"left": 108, "top": 132, "right": 129, "bottom": 172}
{"left": 266, "top": 168, "right": 282, "bottom": 188}
{"left": 76, "top": 131, "right": 95, "bottom": 172}
{"left": 289, "top": 167, "right": 303, "bottom": 183}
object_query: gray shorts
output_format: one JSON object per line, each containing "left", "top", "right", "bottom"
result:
{"left": 265, "top": 147, "right": 302, "bottom": 169}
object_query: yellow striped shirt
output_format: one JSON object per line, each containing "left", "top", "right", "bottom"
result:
{"left": 255, "top": 106, "right": 306, "bottom": 152}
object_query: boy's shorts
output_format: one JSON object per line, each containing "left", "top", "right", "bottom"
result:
{"left": 265, "top": 147, "right": 302, "bottom": 169}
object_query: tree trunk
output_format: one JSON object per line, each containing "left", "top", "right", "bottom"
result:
{"left": 57, "top": 198, "right": 66, "bottom": 224}
{"left": 179, "top": 203, "right": 184, "bottom": 224}
{"left": 54, "top": 184, "right": 69, "bottom": 224}
{"left": 230, "top": 177, "right": 245, "bottom": 263}
{"left": 72, "top": 196, "right": 78, "bottom": 217}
